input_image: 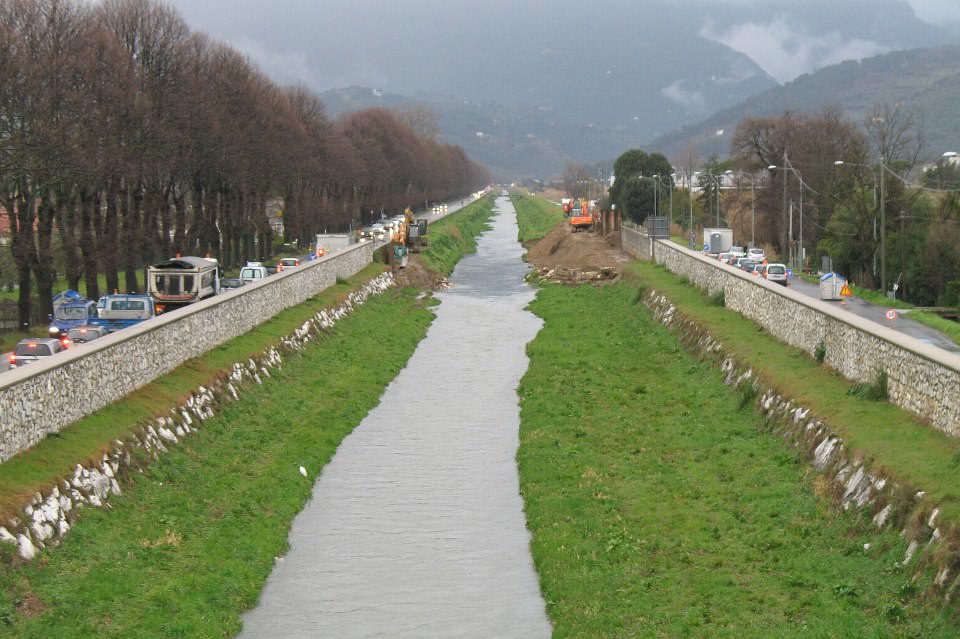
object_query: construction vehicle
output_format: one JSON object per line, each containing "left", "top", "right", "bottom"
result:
{"left": 569, "top": 198, "right": 595, "bottom": 232}
{"left": 402, "top": 206, "right": 429, "bottom": 252}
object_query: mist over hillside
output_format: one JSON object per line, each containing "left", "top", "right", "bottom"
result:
{"left": 650, "top": 45, "right": 960, "bottom": 164}
{"left": 168, "top": 0, "right": 958, "bottom": 178}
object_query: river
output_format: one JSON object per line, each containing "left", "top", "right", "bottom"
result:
{"left": 238, "top": 196, "right": 552, "bottom": 638}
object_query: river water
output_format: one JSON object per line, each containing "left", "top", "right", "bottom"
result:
{"left": 239, "top": 196, "right": 552, "bottom": 638}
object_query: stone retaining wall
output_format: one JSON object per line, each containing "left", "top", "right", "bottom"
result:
{"left": 621, "top": 225, "right": 960, "bottom": 437}
{"left": 1, "top": 273, "right": 396, "bottom": 560}
{"left": 0, "top": 242, "right": 374, "bottom": 462}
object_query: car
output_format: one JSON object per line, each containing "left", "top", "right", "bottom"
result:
{"left": 220, "top": 277, "right": 247, "bottom": 290}
{"left": 9, "top": 337, "right": 63, "bottom": 369}
{"left": 64, "top": 325, "right": 110, "bottom": 346}
{"left": 763, "top": 262, "right": 788, "bottom": 286}
{"left": 265, "top": 264, "right": 279, "bottom": 276}
{"left": 733, "top": 257, "right": 752, "bottom": 269}
{"left": 747, "top": 247, "right": 766, "bottom": 262}
{"left": 740, "top": 260, "right": 761, "bottom": 275}
{"left": 277, "top": 257, "right": 299, "bottom": 272}
{"left": 370, "top": 223, "right": 386, "bottom": 239}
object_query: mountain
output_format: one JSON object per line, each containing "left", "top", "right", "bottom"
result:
{"left": 281, "top": 0, "right": 956, "bottom": 178}
{"left": 321, "top": 87, "right": 631, "bottom": 180}
{"left": 648, "top": 45, "right": 960, "bottom": 163}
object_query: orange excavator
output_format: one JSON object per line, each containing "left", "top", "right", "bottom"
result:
{"left": 569, "top": 198, "right": 595, "bottom": 232}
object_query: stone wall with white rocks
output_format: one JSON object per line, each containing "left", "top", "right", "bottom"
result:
{"left": 621, "top": 225, "right": 960, "bottom": 437}
{"left": 0, "top": 242, "right": 375, "bottom": 462}
{"left": 642, "top": 289, "right": 959, "bottom": 597}
{"left": 0, "top": 273, "right": 395, "bottom": 561}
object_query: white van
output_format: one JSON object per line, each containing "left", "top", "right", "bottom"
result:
{"left": 239, "top": 262, "right": 269, "bottom": 282}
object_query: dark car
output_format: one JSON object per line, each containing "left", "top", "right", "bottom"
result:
{"left": 64, "top": 325, "right": 110, "bottom": 346}
{"left": 220, "top": 277, "right": 247, "bottom": 290}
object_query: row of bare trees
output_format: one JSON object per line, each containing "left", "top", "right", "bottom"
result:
{"left": 0, "top": 0, "right": 489, "bottom": 328}
{"left": 726, "top": 104, "right": 959, "bottom": 305}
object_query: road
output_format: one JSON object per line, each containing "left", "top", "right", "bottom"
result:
{"left": 0, "top": 197, "right": 482, "bottom": 374}
{"left": 787, "top": 276, "right": 960, "bottom": 353}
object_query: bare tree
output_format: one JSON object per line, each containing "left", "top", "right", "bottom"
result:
{"left": 865, "top": 102, "right": 925, "bottom": 167}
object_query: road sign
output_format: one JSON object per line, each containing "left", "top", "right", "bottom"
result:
{"left": 885, "top": 309, "right": 897, "bottom": 321}
{"left": 839, "top": 283, "right": 853, "bottom": 297}
{"left": 703, "top": 243, "right": 710, "bottom": 253}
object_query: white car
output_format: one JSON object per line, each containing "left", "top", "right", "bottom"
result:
{"left": 763, "top": 262, "right": 788, "bottom": 286}
{"left": 747, "top": 247, "right": 766, "bottom": 262}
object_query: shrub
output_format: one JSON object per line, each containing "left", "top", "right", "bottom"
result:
{"left": 846, "top": 369, "right": 889, "bottom": 401}
{"left": 708, "top": 290, "right": 725, "bottom": 307}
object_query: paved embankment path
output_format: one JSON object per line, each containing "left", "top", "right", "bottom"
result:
{"left": 239, "top": 197, "right": 552, "bottom": 638}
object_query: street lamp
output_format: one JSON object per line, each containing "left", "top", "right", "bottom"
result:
{"left": 834, "top": 159, "right": 885, "bottom": 293}
{"left": 767, "top": 162, "right": 805, "bottom": 270}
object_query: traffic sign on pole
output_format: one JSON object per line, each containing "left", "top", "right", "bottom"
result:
{"left": 885, "top": 309, "right": 897, "bottom": 321}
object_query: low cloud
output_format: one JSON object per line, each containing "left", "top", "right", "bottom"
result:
{"left": 661, "top": 81, "right": 706, "bottom": 113}
{"left": 231, "top": 37, "right": 316, "bottom": 87}
{"left": 700, "top": 18, "right": 889, "bottom": 83}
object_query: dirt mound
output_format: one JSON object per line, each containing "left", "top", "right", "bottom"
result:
{"left": 525, "top": 222, "right": 627, "bottom": 285}
{"left": 391, "top": 255, "right": 450, "bottom": 290}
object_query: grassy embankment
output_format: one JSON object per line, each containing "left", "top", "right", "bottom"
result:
{"left": 510, "top": 191, "right": 565, "bottom": 243}
{"left": 518, "top": 275, "right": 960, "bottom": 637}
{"left": 0, "top": 200, "right": 495, "bottom": 636}
{"left": 417, "top": 196, "right": 495, "bottom": 275}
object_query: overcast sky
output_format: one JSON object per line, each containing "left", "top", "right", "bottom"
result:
{"left": 163, "top": 0, "right": 960, "bottom": 89}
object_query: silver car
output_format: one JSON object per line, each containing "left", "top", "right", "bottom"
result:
{"left": 9, "top": 337, "right": 63, "bottom": 369}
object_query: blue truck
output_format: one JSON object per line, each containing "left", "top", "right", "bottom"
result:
{"left": 48, "top": 290, "right": 99, "bottom": 339}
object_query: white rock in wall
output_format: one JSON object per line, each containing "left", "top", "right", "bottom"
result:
{"left": 843, "top": 466, "right": 866, "bottom": 505}
{"left": 0, "top": 527, "right": 16, "bottom": 545}
{"left": 30, "top": 521, "right": 53, "bottom": 542}
{"left": 17, "top": 534, "right": 36, "bottom": 560}
{"left": 873, "top": 504, "right": 892, "bottom": 528}
{"left": 813, "top": 437, "right": 838, "bottom": 471}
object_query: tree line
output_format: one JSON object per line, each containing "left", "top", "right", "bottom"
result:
{"left": 0, "top": 0, "right": 489, "bottom": 327}
{"left": 608, "top": 104, "right": 960, "bottom": 306}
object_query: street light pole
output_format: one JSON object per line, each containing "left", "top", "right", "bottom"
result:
{"left": 880, "top": 163, "right": 886, "bottom": 295}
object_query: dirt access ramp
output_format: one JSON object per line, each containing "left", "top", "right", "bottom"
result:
{"left": 524, "top": 221, "right": 628, "bottom": 285}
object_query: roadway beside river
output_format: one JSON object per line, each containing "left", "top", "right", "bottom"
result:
{"left": 787, "top": 276, "right": 960, "bottom": 353}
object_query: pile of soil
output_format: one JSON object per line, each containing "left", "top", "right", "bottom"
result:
{"left": 524, "top": 222, "right": 628, "bottom": 285}
{"left": 391, "top": 256, "right": 450, "bottom": 290}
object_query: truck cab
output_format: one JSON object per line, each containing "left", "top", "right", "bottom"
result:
{"left": 48, "top": 290, "right": 98, "bottom": 339}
